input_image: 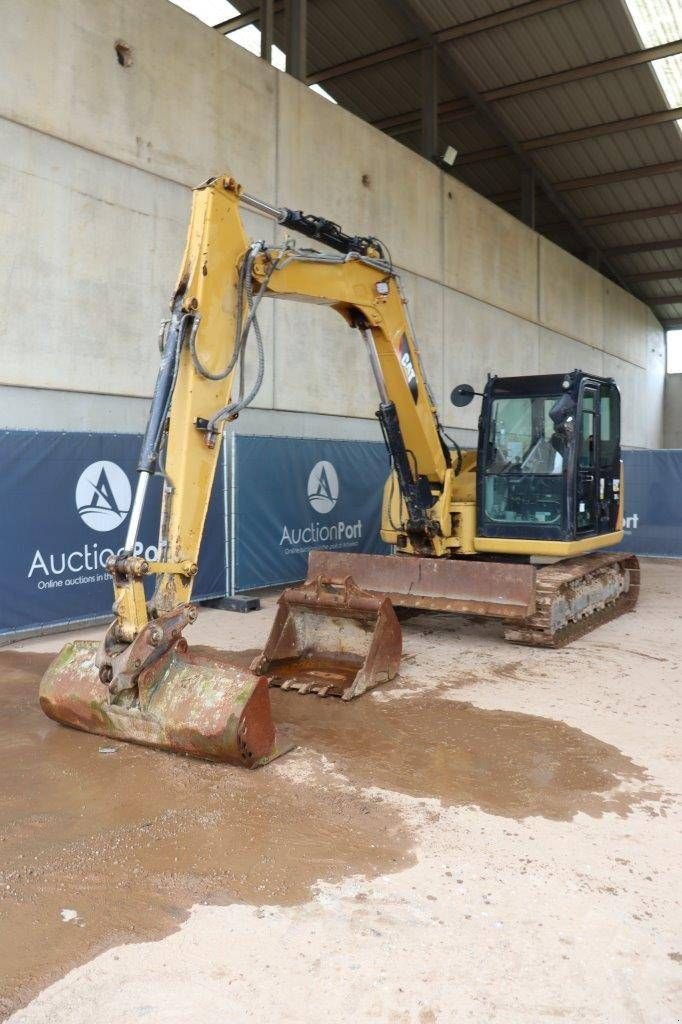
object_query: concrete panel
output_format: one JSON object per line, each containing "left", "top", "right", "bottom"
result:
{"left": 538, "top": 329, "right": 604, "bottom": 377}
{"left": 0, "top": 117, "right": 186, "bottom": 397}
{"left": 443, "top": 290, "right": 539, "bottom": 431}
{"left": 276, "top": 74, "right": 443, "bottom": 282}
{"left": 643, "top": 322, "right": 666, "bottom": 447}
{"left": 664, "top": 374, "right": 682, "bottom": 448}
{"left": 0, "top": 118, "right": 275, "bottom": 402}
{"left": 601, "top": 355, "right": 646, "bottom": 449}
{"left": 235, "top": 407, "right": 384, "bottom": 442}
{"left": 0, "top": 0, "right": 278, "bottom": 197}
{"left": 270, "top": 269, "right": 443, "bottom": 422}
{"left": 0, "top": 384, "right": 387, "bottom": 443}
{"left": 602, "top": 282, "right": 648, "bottom": 368}
{"left": 273, "top": 299, "right": 377, "bottom": 418}
{"left": 539, "top": 239, "right": 603, "bottom": 347}
{"left": 0, "top": 385, "right": 150, "bottom": 433}
{"left": 443, "top": 179, "right": 538, "bottom": 322}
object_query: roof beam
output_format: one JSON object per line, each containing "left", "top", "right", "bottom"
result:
{"left": 582, "top": 202, "right": 682, "bottom": 227}
{"left": 455, "top": 106, "right": 682, "bottom": 167}
{"left": 556, "top": 158, "right": 682, "bottom": 192}
{"left": 378, "top": 39, "right": 682, "bottom": 134}
{"left": 214, "top": 1, "right": 284, "bottom": 33}
{"left": 648, "top": 294, "right": 682, "bottom": 305}
{"left": 603, "top": 237, "right": 682, "bottom": 256}
{"left": 488, "top": 159, "right": 682, "bottom": 203}
{"left": 626, "top": 268, "right": 682, "bottom": 282}
{"left": 391, "top": 0, "right": 630, "bottom": 292}
{"left": 308, "top": 0, "right": 575, "bottom": 85}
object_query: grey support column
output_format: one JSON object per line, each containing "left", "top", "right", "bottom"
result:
{"left": 286, "top": 0, "right": 307, "bottom": 81}
{"left": 260, "top": 0, "right": 274, "bottom": 62}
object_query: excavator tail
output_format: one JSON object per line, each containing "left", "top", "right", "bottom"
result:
{"left": 252, "top": 575, "right": 402, "bottom": 699}
{"left": 39, "top": 640, "right": 293, "bottom": 766}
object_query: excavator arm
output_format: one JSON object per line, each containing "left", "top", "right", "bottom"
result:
{"left": 39, "top": 174, "right": 451, "bottom": 760}
{"left": 104, "top": 175, "right": 451, "bottom": 673}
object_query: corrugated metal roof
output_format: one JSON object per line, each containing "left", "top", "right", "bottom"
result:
{"left": 223, "top": 0, "right": 682, "bottom": 324}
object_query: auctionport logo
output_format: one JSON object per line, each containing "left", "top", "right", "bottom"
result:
{"left": 75, "top": 461, "right": 131, "bottom": 532}
{"left": 307, "top": 460, "right": 339, "bottom": 514}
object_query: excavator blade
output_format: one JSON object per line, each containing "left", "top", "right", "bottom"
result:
{"left": 39, "top": 640, "right": 293, "bottom": 767}
{"left": 252, "top": 575, "right": 402, "bottom": 700}
{"left": 306, "top": 550, "right": 537, "bottom": 619}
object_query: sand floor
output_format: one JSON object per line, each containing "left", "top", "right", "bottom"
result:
{"left": 1, "top": 558, "right": 680, "bottom": 1022}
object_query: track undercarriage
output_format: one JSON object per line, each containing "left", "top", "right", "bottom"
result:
{"left": 504, "top": 552, "right": 640, "bottom": 647}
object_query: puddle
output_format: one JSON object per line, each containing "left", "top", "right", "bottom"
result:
{"left": 0, "top": 645, "right": 660, "bottom": 1017}
{"left": 0, "top": 650, "right": 410, "bottom": 1017}
{"left": 196, "top": 648, "right": 658, "bottom": 824}
{"left": 269, "top": 681, "right": 657, "bottom": 821}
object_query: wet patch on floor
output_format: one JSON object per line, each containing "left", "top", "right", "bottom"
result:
{"left": 205, "top": 648, "right": 661, "bottom": 824}
{"left": 0, "top": 650, "right": 411, "bottom": 1018}
{"left": 268, "top": 682, "right": 660, "bottom": 822}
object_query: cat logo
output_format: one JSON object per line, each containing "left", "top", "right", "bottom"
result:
{"left": 398, "top": 333, "right": 418, "bottom": 400}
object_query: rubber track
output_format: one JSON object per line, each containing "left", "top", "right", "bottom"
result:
{"left": 504, "top": 552, "right": 641, "bottom": 648}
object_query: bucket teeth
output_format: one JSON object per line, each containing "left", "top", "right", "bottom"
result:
{"left": 252, "top": 574, "right": 402, "bottom": 700}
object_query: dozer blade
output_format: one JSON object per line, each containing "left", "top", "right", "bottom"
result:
{"left": 39, "top": 640, "right": 293, "bottom": 767}
{"left": 307, "top": 550, "right": 537, "bottom": 619}
{"left": 252, "top": 575, "right": 402, "bottom": 700}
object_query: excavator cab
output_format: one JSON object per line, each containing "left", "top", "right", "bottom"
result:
{"left": 475, "top": 371, "right": 623, "bottom": 544}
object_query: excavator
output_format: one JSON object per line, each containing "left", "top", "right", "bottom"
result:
{"left": 40, "top": 174, "right": 639, "bottom": 766}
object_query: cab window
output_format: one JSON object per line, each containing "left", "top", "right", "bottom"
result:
{"left": 599, "top": 385, "right": 620, "bottom": 466}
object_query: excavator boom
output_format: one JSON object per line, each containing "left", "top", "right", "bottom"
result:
{"left": 39, "top": 174, "right": 438, "bottom": 759}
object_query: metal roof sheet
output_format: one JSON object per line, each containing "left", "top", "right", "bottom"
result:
{"left": 225, "top": 0, "right": 682, "bottom": 321}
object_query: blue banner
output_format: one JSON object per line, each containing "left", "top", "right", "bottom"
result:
{"left": 621, "top": 449, "right": 682, "bottom": 557}
{"left": 232, "top": 435, "right": 391, "bottom": 591}
{"left": 0, "top": 431, "right": 226, "bottom": 636}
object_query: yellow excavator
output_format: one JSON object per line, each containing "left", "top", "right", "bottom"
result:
{"left": 40, "top": 175, "right": 639, "bottom": 766}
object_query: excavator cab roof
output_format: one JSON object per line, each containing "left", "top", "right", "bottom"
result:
{"left": 484, "top": 370, "right": 618, "bottom": 400}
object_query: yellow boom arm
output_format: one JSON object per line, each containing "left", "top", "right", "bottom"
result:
{"left": 99, "top": 175, "right": 452, "bottom": 687}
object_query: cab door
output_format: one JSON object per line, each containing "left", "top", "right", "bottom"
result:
{"left": 576, "top": 383, "right": 599, "bottom": 534}
{"left": 596, "top": 382, "right": 621, "bottom": 533}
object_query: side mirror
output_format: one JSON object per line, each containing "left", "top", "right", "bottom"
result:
{"left": 450, "top": 383, "right": 476, "bottom": 408}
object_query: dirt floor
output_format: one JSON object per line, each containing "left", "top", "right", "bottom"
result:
{"left": 1, "top": 558, "right": 680, "bottom": 1023}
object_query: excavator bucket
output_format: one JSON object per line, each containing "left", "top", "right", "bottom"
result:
{"left": 39, "top": 640, "right": 293, "bottom": 767}
{"left": 252, "top": 575, "right": 402, "bottom": 699}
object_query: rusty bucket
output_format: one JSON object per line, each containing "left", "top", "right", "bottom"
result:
{"left": 39, "top": 640, "right": 293, "bottom": 767}
{"left": 251, "top": 575, "right": 402, "bottom": 700}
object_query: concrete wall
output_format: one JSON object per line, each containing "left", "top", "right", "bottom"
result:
{"left": 664, "top": 374, "right": 682, "bottom": 448}
{"left": 0, "top": 0, "right": 666, "bottom": 449}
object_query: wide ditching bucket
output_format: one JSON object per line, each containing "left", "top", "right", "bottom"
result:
{"left": 40, "top": 640, "right": 292, "bottom": 767}
{"left": 252, "top": 575, "right": 402, "bottom": 700}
